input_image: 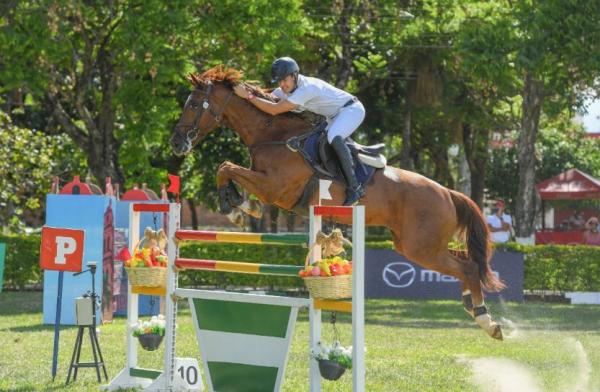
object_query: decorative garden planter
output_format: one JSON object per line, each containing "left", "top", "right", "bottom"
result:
{"left": 318, "top": 359, "right": 346, "bottom": 380}
{"left": 137, "top": 333, "right": 164, "bottom": 351}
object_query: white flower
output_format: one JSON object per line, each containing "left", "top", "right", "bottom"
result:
{"left": 151, "top": 316, "right": 158, "bottom": 323}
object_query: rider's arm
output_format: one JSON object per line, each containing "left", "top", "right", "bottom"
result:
{"left": 249, "top": 97, "right": 298, "bottom": 115}
{"left": 234, "top": 85, "right": 298, "bottom": 115}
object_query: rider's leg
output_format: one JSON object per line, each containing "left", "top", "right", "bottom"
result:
{"left": 328, "top": 101, "right": 366, "bottom": 205}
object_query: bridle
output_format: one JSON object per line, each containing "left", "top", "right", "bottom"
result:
{"left": 180, "top": 82, "right": 234, "bottom": 146}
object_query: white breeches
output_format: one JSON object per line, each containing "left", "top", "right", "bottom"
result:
{"left": 326, "top": 100, "right": 366, "bottom": 143}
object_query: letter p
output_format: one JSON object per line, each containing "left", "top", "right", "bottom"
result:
{"left": 55, "top": 236, "right": 77, "bottom": 264}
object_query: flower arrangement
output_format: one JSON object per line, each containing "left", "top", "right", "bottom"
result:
{"left": 125, "top": 246, "right": 168, "bottom": 268}
{"left": 124, "top": 227, "right": 168, "bottom": 268}
{"left": 311, "top": 341, "right": 353, "bottom": 368}
{"left": 131, "top": 315, "right": 166, "bottom": 337}
{"left": 299, "top": 256, "right": 353, "bottom": 278}
{"left": 311, "top": 341, "right": 353, "bottom": 380}
{"left": 131, "top": 315, "right": 166, "bottom": 351}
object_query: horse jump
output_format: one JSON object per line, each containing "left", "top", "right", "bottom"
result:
{"left": 105, "top": 202, "right": 366, "bottom": 392}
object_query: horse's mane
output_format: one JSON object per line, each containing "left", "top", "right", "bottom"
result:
{"left": 187, "top": 65, "right": 324, "bottom": 126}
{"left": 187, "top": 65, "right": 276, "bottom": 102}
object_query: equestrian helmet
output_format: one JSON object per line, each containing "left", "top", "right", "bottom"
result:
{"left": 270, "top": 57, "right": 299, "bottom": 84}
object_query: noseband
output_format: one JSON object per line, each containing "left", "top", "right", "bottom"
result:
{"left": 182, "top": 82, "right": 234, "bottom": 145}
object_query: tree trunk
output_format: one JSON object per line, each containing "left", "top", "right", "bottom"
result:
{"left": 335, "top": 0, "right": 353, "bottom": 89}
{"left": 187, "top": 199, "right": 199, "bottom": 230}
{"left": 456, "top": 146, "right": 472, "bottom": 196}
{"left": 401, "top": 107, "right": 414, "bottom": 170}
{"left": 515, "top": 72, "right": 544, "bottom": 238}
{"left": 286, "top": 212, "right": 296, "bottom": 232}
{"left": 462, "top": 123, "right": 488, "bottom": 208}
{"left": 269, "top": 205, "right": 279, "bottom": 233}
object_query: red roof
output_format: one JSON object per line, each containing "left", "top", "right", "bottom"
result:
{"left": 536, "top": 169, "right": 600, "bottom": 200}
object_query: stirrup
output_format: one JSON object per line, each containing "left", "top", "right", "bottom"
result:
{"left": 343, "top": 186, "right": 365, "bottom": 206}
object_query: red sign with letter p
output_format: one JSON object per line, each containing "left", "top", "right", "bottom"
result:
{"left": 40, "top": 227, "right": 85, "bottom": 272}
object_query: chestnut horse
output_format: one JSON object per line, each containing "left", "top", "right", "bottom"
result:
{"left": 171, "top": 66, "right": 505, "bottom": 340}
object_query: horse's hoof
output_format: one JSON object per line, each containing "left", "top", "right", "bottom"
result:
{"left": 475, "top": 310, "right": 504, "bottom": 341}
{"left": 218, "top": 186, "right": 233, "bottom": 215}
{"left": 491, "top": 324, "right": 503, "bottom": 340}
{"left": 227, "top": 181, "right": 243, "bottom": 207}
{"left": 219, "top": 202, "right": 233, "bottom": 215}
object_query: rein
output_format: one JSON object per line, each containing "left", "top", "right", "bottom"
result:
{"left": 248, "top": 131, "right": 313, "bottom": 155}
{"left": 183, "top": 82, "right": 234, "bottom": 146}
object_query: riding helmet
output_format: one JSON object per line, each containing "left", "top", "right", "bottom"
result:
{"left": 270, "top": 57, "right": 300, "bottom": 84}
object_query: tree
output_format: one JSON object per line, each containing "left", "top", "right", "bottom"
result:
{"left": 0, "top": 110, "right": 85, "bottom": 231}
{"left": 508, "top": 1, "right": 600, "bottom": 238}
{"left": 0, "top": 1, "right": 196, "bottom": 186}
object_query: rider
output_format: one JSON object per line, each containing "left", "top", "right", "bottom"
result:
{"left": 233, "top": 57, "right": 366, "bottom": 206}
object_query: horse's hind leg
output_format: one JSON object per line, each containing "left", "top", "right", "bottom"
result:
{"left": 407, "top": 248, "right": 503, "bottom": 340}
{"left": 461, "top": 282, "right": 474, "bottom": 316}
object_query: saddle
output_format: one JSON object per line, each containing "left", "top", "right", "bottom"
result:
{"left": 287, "top": 122, "right": 387, "bottom": 212}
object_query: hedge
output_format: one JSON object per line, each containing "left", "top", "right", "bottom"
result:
{"left": 0, "top": 233, "right": 43, "bottom": 290}
{"left": 2, "top": 234, "right": 600, "bottom": 292}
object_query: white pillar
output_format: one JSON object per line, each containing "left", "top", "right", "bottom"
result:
{"left": 162, "top": 203, "right": 181, "bottom": 389}
{"left": 352, "top": 206, "right": 365, "bottom": 392}
{"left": 127, "top": 205, "right": 140, "bottom": 370}
{"left": 308, "top": 206, "right": 322, "bottom": 392}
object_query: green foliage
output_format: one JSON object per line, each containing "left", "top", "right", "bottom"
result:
{"left": 486, "top": 123, "right": 600, "bottom": 206}
{"left": 2, "top": 0, "right": 600, "bottom": 230}
{"left": 0, "top": 233, "right": 41, "bottom": 289}
{"left": 5, "top": 232, "right": 600, "bottom": 292}
{"left": 0, "top": 111, "right": 86, "bottom": 231}
{"left": 498, "top": 242, "right": 600, "bottom": 292}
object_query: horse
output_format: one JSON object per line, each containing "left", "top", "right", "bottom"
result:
{"left": 171, "top": 65, "right": 505, "bottom": 340}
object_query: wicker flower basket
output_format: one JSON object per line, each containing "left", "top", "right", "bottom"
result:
{"left": 125, "top": 266, "right": 166, "bottom": 288}
{"left": 303, "top": 274, "right": 352, "bottom": 299}
{"left": 302, "top": 229, "right": 353, "bottom": 300}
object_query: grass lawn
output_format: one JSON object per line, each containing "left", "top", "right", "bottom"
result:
{"left": 0, "top": 291, "right": 599, "bottom": 391}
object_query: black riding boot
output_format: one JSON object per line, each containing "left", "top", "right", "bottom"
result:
{"left": 331, "top": 136, "right": 365, "bottom": 206}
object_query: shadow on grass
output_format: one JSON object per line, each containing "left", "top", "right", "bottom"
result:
{"left": 298, "top": 300, "right": 600, "bottom": 332}
{"left": 4, "top": 324, "right": 81, "bottom": 333}
{"left": 0, "top": 291, "right": 43, "bottom": 316}
{"left": 4, "top": 386, "right": 73, "bottom": 392}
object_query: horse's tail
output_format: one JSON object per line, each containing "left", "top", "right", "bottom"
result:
{"left": 449, "top": 190, "right": 505, "bottom": 292}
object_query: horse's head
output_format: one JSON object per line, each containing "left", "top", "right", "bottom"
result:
{"left": 171, "top": 75, "right": 234, "bottom": 156}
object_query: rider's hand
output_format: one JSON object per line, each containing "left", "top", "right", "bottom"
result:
{"left": 233, "top": 85, "right": 249, "bottom": 99}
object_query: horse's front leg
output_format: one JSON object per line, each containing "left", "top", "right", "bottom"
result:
{"left": 216, "top": 161, "right": 273, "bottom": 217}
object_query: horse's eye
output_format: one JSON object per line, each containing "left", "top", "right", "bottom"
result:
{"left": 191, "top": 103, "right": 199, "bottom": 109}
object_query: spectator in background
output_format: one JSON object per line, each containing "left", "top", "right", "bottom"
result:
{"left": 486, "top": 200, "right": 513, "bottom": 243}
{"left": 566, "top": 209, "right": 586, "bottom": 230}
{"left": 583, "top": 217, "right": 600, "bottom": 246}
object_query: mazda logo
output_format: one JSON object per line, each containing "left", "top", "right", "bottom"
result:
{"left": 382, "top": 262, "right": 416, "bottom": 288}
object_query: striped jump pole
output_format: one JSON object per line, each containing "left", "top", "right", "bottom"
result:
{"left": 175, "top": 258, "right": 303, "bottom": 277}
{"left": 176, "top": 230, "right": 308, "bottom": 246}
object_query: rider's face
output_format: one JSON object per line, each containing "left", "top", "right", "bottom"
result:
{"left": 279, "top": 75, "right": 296, "bottom": 94}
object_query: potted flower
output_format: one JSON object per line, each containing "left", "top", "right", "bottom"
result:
{"left": 131, "top": 315, "right": 166, "bottom": 351}
{"left": 310, "top": 341, "right": 353, "bottom": 381}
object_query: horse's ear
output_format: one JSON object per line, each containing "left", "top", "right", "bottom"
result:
{"left": 186, "top": 73, "right": 205, "bottom": 88}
